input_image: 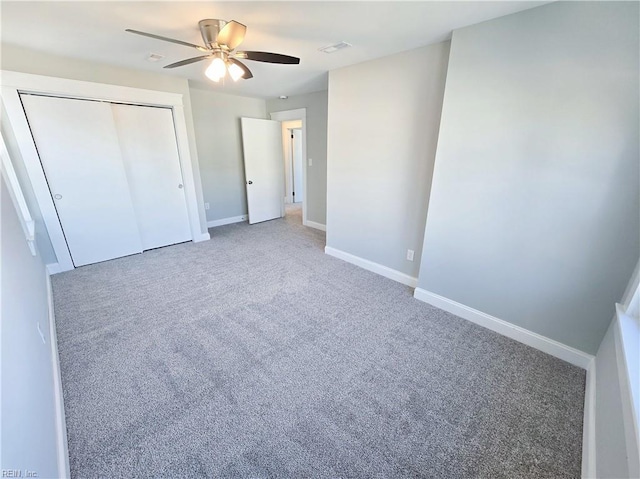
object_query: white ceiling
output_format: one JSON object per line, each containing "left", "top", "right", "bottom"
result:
{"left": 1, "top": 1, "right": 549, "bottom": 99}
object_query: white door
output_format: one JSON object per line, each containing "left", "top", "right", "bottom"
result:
{"left": 112, "top": 104, "right": 191, "bottom": 250}
{"left": 20, "top": 94, "right": 143, "bottom": 267}
{"left": 292, "top": 129, "right": 303, "bottom": 204}
{"left": 240, "top": 118, "right": 284, "bottom": 224}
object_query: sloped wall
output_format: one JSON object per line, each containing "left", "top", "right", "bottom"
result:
{"left": 417, "top": 1, "right": 639, "bottom": 354}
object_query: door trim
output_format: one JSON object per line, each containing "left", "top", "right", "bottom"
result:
{"left": 1, "top": 70, "right": 208, "bottom": 272}
{"left": 269, "top": 108, "right": 308, "bottom": 226}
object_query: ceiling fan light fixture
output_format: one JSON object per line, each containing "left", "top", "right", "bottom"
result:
{"left": 205, "top": 57, "right": 226, "bottom": 82}
{"left": 228, "top": 62, "right": 244, "bottom": 82}
{"left": 127, "top": 18, "right": 300, "bottom": 85}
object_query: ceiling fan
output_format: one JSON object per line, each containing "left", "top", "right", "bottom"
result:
{"left": 126, "top": 19, "right": 300, "bottom": 82}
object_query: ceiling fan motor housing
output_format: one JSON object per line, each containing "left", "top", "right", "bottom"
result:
{"left": 199, "top": 19, "right": 227, "bottom": 49}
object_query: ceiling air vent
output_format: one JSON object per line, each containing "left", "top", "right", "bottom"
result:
{"left": 147, "top": 53, "right": 165, "bottom": 62}
{"left": 318, "top": 42, "right": 352, "bottom": 54}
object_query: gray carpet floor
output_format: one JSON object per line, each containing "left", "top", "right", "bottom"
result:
{"left": 52, "top": 204, "right": 585, "bottom": 478}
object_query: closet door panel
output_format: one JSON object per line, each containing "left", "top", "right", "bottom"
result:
{"left": 112, "top": 104, "right": 191, "bottom": 250}
{"left": 21, "top": 94, "right": 143, "bottom": 266}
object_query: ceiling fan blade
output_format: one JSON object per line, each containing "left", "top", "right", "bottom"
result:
{"left": 236, "top": 51, "right": 300, "bottom": 65}
{"left": 216, "top": 20, "right": 247, "bottom": 50}
{"left": 126, "top": 29, "right": 209, "bottom": 52}
{"left": 227, "top": 58, "right": 253, "bottom": 79}
{"left": 164, "top": 55, "right": 213, "bottom": 69}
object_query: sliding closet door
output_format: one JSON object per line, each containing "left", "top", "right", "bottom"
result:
{"left": 111, "top": 104, "right": 191, "bottom": 250}
{"left": 20, "top": 94, "right": 143, "bottom": 267}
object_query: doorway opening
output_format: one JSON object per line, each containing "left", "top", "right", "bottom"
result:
{"left": 270, "top": 108, "right": 307, "bottom": 226}
{"left": 284, "top": 123, "right": 303, "bottom": 205}
{"left": 282, "top": 121, "right": 303, "bottom": 225}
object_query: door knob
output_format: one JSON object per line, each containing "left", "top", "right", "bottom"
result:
{"left": 178, "top": 184, "right": 183, "bottom": 189}
{"left": 54, "top": 194, "right": 62, "bottom": 200}
{"left": 247, "top": 180, "right": 253, "bottom": 185}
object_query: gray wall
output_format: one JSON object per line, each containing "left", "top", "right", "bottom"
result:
{"left": 0, "top": 44, "right": 209, "bottom": 237}
{"left": 1, "top": 176, "right": 60, "bottom": 477}
{"left": 417, "top": 1, "right": 639, "bottom": 354}
{"left": 189, "top": 84, "right": 267, "bottom": 222}
{"left": 326, "top": 42, "right": 450, "bottom": 278}
{"left": 267, "top": 90, "right": 328, "bottom": 225}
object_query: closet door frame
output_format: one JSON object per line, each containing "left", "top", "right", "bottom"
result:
{"left": 1, "top": 70, "right": 209, "bottom": 273}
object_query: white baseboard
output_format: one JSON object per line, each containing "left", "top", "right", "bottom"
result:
{"left": 324, "top": 246, "right": 418, "bottom": 288}
{"left": 46, "top": 262, "right": 64, "bottom": 275}
{"left": 207, "top": 215, "right": 248, "bottom": 229}
{"left": 582, "top": 359, "right": 597, "bottom": 478}
{"left": 193, "top": 232, "right": 211, "bottom": 242}
{"left": 413, "top": 288, "right": 594, "bottom": 369}
{"left": 46, "top": 274, "right": 70, "bottom": 479}
{"left": 306, "top": 220, "right": 326, "bottom": 232}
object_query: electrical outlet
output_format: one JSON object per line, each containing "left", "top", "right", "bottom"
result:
{"left": 308, "top": 158, "right": 313, "bottom": 167}
{"left": 406, "top": 249, "right": 415, "bottom": 261}
{"left": 204, "top": 202, "right": 210, "bottom": 210}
